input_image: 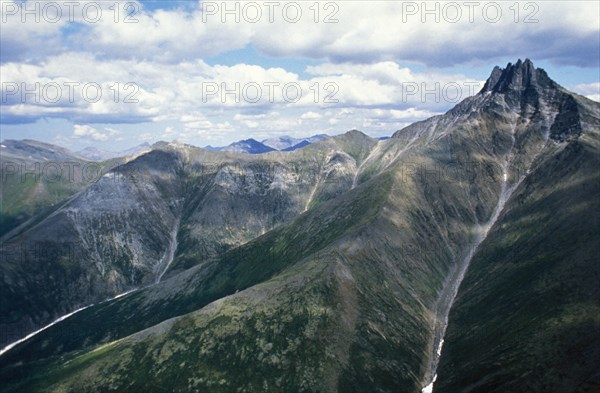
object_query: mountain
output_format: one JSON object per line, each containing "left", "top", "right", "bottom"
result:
{"left": 281, "top": 140, "right": 311, "bottom": 151}
{"left": 261, "top": 135, "right": 301, "bottom": 150}
{"left": 202, "top": 145, "right": 223, "bottom": 152}
{"left": 0, "top": 59, "right": 598, "bottom": 393}
{"left": 206, "top": 134, "right": 329, "bottom": 153}
{"left": 262, "top": 134, "right": 329, "bottom": 150}
{"left": 77, "top": 143, "right": 151, "bottom": 161}
{"left": 1, "top": 139, "right": 87, "bottom": 162}
{"left": 219, "top": 138, "right": 276, "bottom": 154}
{"left": 432, "top": 59, "right": 600, "bottom": 393}
{"left": 0, "top": 134, "right": 376, "bottom": 349}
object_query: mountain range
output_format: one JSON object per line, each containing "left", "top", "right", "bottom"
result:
{"left": 0, "top": 59, "right": 598, "bottom": 393}
{"left": 0, "top": 134, "right": 332, "bottom": 238}
{"left": 205, "top": 134, "right": 330, "bottom": 154}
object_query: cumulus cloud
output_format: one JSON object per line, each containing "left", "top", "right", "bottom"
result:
{"left": 253, "top": 1, "right": 599, "bottom": 67}
{"left": 301, "top": 111, "right": 322, "bottom": 120}
{"left": 2, "top": 1, "right": 597, "bottom": 67}
{"left": 72, "top": 124, "right": 121, "bottom": 141}
{"left": 0, "top": 0, "right": 68, "bottom": 62}
{"left": 1, "top": 53, "right": 482, "bottom": 126}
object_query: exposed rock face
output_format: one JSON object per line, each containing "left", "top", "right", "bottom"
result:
{"left": 0, "top": 60, "right": 598, "bottom": 393}
{"left": 476, "top": 58, "right": 593, "bottom": 142}
{"left": 480, "top": 59, "right": 557, "bottom": 95}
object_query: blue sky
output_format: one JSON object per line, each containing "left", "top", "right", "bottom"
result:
{"left": 1, "top": 0, "right": 598, "bottom": 151}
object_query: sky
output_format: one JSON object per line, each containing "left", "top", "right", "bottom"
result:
{"left": 0, "top": 0, "right": 599, "bottom": 151}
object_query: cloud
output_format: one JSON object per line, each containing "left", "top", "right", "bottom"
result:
{"left": 72, "top": 124, "right": 120, "bottom": 141}
{"left": 1, "top": 53, "right": 482, "bottom": 126}
{"left": 572, "top": 82, "right": 600, "bottom": 102}
{"left": 300, "top": 111, "right": 322, "bottom": 120}
{"left": 3, "top": 1, "right": 597, "bottom": 67}
{"left": 161, "top": 126, "right": 176, "bottom": 137}
{"left": 0, "top": 0, "right": 68, "bottom": 62}
{"left": 250, "top": 1, "right": 600, "bottom": 67}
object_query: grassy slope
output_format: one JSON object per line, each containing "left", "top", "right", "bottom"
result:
{"left": 13, "top": 257, "right": 340, "bottom": 393}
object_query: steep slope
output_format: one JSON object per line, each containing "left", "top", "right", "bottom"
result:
{"left": 0, "top": 148, "right": 186, "bottom": 347}
{"left": 434, "top": 89, "right": 600, "bottom": 390}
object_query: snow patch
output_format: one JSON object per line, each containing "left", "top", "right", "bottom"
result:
{"left": 0, "top": 289, "right": 138, "bottom": 357}
{"left": 155, "top": 219, "right": 180, "bottom": 283}
{"left": 422, "top": 374, "right": 437, "bottom": 393}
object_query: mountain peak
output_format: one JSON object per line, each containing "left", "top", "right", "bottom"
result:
{"left": 344, "top": 129, "right": 370, "bottom": 138}
{"left": 220, "top": 138, "right": 275, "bottom": 154}
{"left": 480, "top": 58, "right": 556, "bottom": 95}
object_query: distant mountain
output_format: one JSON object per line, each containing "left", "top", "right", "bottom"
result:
{"left": 202, "top": 145, "right": 222, "bottom": 152}
{"left": 260, "top": 135, "right": 301, "bottom": 150}
{"left": 219, "top": 138, "right": 276, "bottom": 154}
{"left": 77, "top": 143, "right": 151, "bottom": 161}
{"left": 205, "top": 134, "right": 329, "bottom": 153}
{"left": 262, "top": 134, "right": 328, "bottom": 150}
{"left": 1, "top": 139, "right": 87, "bottom": 162}
{"left": 281, "top": 140, "right": 311, "bottom": 151}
